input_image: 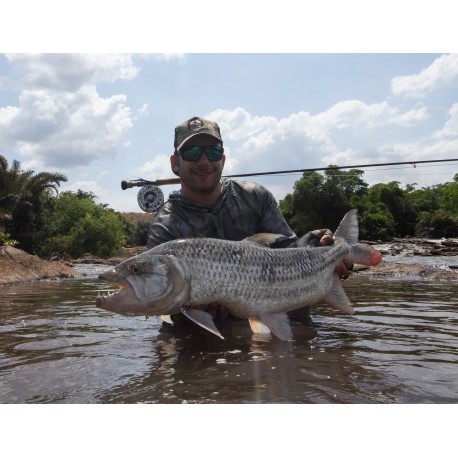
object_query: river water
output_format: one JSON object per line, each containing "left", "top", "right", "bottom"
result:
{"left": 0, "top": 259, "right": 457, "bottom": 404}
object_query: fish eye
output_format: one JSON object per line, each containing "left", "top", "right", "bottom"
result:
{"left": 129, "top": 263, "right": 141, "bottom": 274}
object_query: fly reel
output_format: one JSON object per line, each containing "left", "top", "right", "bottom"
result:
{"left": 137, "top": 184, "right": 164, "bottom": 213}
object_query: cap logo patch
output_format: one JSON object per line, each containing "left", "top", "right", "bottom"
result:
{"left": 188, "top": 119, "right": 203, "bottom": 130}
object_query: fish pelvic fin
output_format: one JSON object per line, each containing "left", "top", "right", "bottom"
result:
{"left": 180, "top": 307, "right": 225, "bottom": 339}
{"left": 249, "top": 317, "right": 271, "bottom": 335}
{"left": 259, "top": 313, "right": 293, "bottom": 341}
{"left": 324, "top": 274, "right": 355, "bottom": 314}
{"left": 161, "top": 315, "right": 174, "bottom": 325}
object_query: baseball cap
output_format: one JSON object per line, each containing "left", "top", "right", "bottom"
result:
{"left": 174, "top": 116, "right": 223, "bottom": 153}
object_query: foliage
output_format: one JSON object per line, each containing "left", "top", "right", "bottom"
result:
{"left": 0, "top": 231, "right": 19, "bottom": 247}
{"left": 0, "top": 155, "right": 67, "bottom": 251}
{"left": 438, "top": 177, "right": 458, "bottom": 215}
{"left": 366, "top": 181, "right": 418, "bottom": 237}
{"left": 356, "top": 202, "right": 396, "bottom": 241}
{"left": 279, "top": 167, "right": 368, "bottom": 235}
{"left": 3, "top": 154, "right": 457, "bottom": 257}
{"left": 123, "top": 219, "right": 150, "bottom": 246}
{"left": 415, "top": 211, "right": 458, "bottom": 238}
{"left": 38, "top": 190, "right": 126, "bottom": 258}
{"left": 279, "top": 166, "right": 458, "bottom": 240}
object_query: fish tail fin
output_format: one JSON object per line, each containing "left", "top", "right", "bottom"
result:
{"left": 324, "top": 274, "right": 355, "bottom": 314}
{"left": 335, "top": 209, "right": 382, "bottom": 267}
{"left": 351, "top": 243, "right": 383, "bottom": 266}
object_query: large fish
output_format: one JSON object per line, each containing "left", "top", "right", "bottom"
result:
{"left": 96, "top": 209, "right": 382, "bottom": 341}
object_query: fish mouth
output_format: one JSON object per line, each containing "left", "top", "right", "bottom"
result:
{"left": 95, "top": 280, "right": 129, "bottom": 308}
{"left": 95, "top": 272, "right": 144, "bottom": 315}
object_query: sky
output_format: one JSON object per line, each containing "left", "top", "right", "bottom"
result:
{"left": 1, "top": 2, "right": 458, "bottom": 216}
{"left": 1, "top": 52, "right": 457, "bottom": 213}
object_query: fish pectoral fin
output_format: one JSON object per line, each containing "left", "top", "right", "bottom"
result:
{"left": 249, "top": 317, "right": 271, "bottom": 335}
{"left": 324, "top": 274, "right": 355, "bottom": 314}
{"left": 243, "top": 233, "right": 289, "bottom": 247}
{"left": 259, "top": 313, "right": 293, "bottom": 341}
{"left": 180, "top": 307, "right": 225, "bottom": 340}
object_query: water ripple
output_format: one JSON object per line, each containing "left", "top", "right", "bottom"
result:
{"left": 0, "top": 276, "right": 457, "bottom": 403}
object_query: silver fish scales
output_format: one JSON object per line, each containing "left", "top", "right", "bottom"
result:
{"left": 96, "top": 209, "right": 382, "bottom": 341}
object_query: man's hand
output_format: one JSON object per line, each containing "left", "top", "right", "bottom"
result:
{"left": 300, "top": 229, "right": 354, "bottom": 279}
{"left": 317, "top": 230, "right": 353, "bottom": 278}
{"left": 193, "top": 302, "right": 229, "bottom": 320}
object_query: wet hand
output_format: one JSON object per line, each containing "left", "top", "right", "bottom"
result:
{"left": 194, "top": 302, "right": 230, "bottom": 320}
{"left": 318, "top": 232, "right": 353, "bottom": 278}
{"left": 208, "top": 302, "right": 230, "bottom": 320}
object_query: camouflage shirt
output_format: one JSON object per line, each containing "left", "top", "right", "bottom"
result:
{"left": 147, "top": 178, "right": 297, "bottom": 248}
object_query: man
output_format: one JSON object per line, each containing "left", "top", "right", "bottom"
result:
{"left": 148, "top": 116, "right": 351, "bottom": 324}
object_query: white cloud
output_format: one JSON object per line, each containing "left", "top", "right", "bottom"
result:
{"left": 432, "top": 103, "right": 458, "bottom": 139}
{"left": 315, "top": 100, "right": 428, "bottom": 129}
{"left": 0, "top": 85, "right": 132, "bottom": 168}
{"left": 208, "top": 107, "right": 277, "bottom": 141}
{"left": 136, "top": 154, "right": 173, "bottom": 180}
{"left": 3, "top": 53, "right": 139, "bottom": 92}
{"left": 207, "top": 99, "right": 430, "bottom": 176}
{"left": 137, "top": 103, "right": 149, "bottom": 118}
{"left": 391, "top": 53, "right": 458, "bottom": 98}
{"left": 203, "top": 94, "right": 458, "bottom": 200}
{"left": 0, "top": 54, "right": 136, "bottom": 170}
{"left": 391, "top": 106, "right": 428, "bottom": 125}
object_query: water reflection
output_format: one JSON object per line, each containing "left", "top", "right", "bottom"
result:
{"left": 0, "top": 275, "right": 457, "bottom": 403}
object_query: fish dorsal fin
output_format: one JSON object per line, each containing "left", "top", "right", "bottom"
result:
{"left": 334, "top": 209, "right": 359, "bottom": 245}
{"left": 323, "top": 275, "right": 355, "bottom": 314}
{"left": 180, "top": 307, "right": 225, "bottom": 339}
{"left": 243, "top": 233, "right": 289, "bottom": 247}
{"left": 259, "top": 313, "right": 293, "bottom": 341}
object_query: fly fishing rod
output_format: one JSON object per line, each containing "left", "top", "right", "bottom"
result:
{"left": 122, "top": 158, "right": 458, "bottom": 212}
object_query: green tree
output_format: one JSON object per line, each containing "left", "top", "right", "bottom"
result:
{"left": 366, "top": 181, "right": 418, "bottom": 237}
{"left": 134, "top": 220, "right": 150, "bottom": 245}
{"left": 279, "top": 166, "right": 367, "bottom": 235}
{"left": 355, "top": 201, "right": 396, "bottom": 240}
{"left": 39, "top": 190, "right": 126, "bottom": 258}
{"left": 279, "top": 171, "right": 326, "bottom": 235}
{"left": 0, "top": 155, "right": 67, "bottom": 250}
{"left": 438, "top": 175, "right": 458, "bottom": 215}
{"left": 416, "top": 210, "right": 458, "bottom": 238}
{"left": 406, "top": 176, "right": 458, "bottom": 236}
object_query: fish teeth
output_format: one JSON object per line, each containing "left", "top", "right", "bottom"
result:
{"left": 97, "top": 289, "right": 117, "bottom": 298}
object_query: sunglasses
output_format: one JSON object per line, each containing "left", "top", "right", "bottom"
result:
{"left": 178, "top": 145, "right": 224, "bottom": 162}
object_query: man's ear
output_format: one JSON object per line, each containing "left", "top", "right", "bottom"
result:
{"left": 170, "top": 154, "right": 180, "bottom": 176}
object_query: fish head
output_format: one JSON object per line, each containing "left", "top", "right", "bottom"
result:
{"left": 95, "top": 253, "right": 190, "bottom": 316}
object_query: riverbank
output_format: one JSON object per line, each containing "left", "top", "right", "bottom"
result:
{"left": 1, "top": 240, "right": 457, "bottom": 286}
{"left": 0, "top": 245, "right": 80, "bottom": 286}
